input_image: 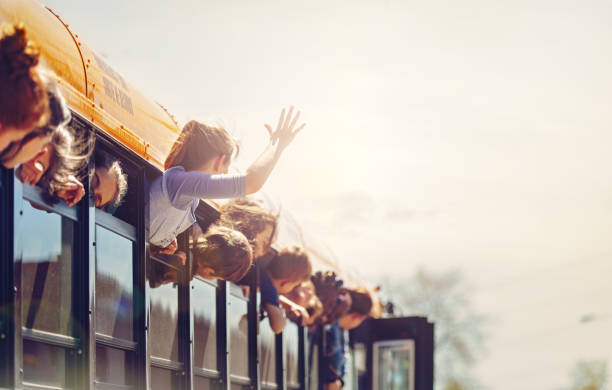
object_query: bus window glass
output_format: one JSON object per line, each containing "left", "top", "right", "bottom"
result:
{"left": 20, "top": 202, "right": 73, "bottom": 336}
{"left": 149, "top": 271, "right": 180, "bottom": 361}
{"left": 95, "top": 225, "right": 134, "bottom": 341}
{"left": 23, "top": 339, "right": 67, "bottom": 388}
{"left": 284, "top": 321, "right": 299, "bottom": 387}
{"left": 260, "top": 317, "right": 277, "bottom": 386}
{"left": 192, "top": 277, "right": 217, "bottom": 371}
{"left": 150, "top": 367, "right": 175, "bottom": 390}
{"left": 95, "top": 344, "right": 130, "bottom": 386}
{"left": 194, "top": 375, "right": 213, "bottom": 390}
{"left": 228, "top": 290, "right": 249, "bottom": 379}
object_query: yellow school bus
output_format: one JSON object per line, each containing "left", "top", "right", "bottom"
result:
{"left": 0, "top": 1, "right": 434, "bottom": 389}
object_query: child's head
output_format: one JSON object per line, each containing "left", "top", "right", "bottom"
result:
{"left": 338, "top": 286, "right": 373, "bottom": 330}
{"left": 164, "top": 120, "right": 238, "bottom": 173}
{"left": 218, "top": 198, "right": 278, "bottom": 259}
{"left": 40, "top": 124, "right": 92, "bottom": 203}
{"left": 265, "top": 245, "right": 312, "bottom": 294}
{"left": 0, "top": 23, "right": 49, "bottom": 159}
{"left": 191, "top": 225, "right": 253, "bottom": 282}
{"left": 286, "top": 280, "right": 323, "bottom": 326}
{"left": 1, "top": 78, "right": 69, "bottom": 169}
{"left": 93, "top": 152, "right": 128, "bottom": 211}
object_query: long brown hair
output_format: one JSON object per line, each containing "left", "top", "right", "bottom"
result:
{"left": 192, "top": 225, "right": 253, "bottom": 282}
{"left": 218, "top": 198, "right": 279, "bottom": 249}
{"left": 164, "top": 120, "right": 239, "bottom": 171}
{"left": 40, "top": 83, "right": 93, "bottom": 203}
{"left": 265, "top": 245, "right": 312, "bottom": 283}
{"left": 0, "top": 23, "right": 49, "bottom": 131}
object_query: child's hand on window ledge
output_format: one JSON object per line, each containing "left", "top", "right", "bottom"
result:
{"left": 17, "top": 159, "right": 45, "bottom": 186}
{"left": 56, "top": 176, "right": 85, "bottom": 207}
{"left": 159, "top": 239, "right": 178, "bottom": 255}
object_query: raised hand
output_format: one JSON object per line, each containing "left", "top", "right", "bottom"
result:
{"left": 56, "top": 176, "right": 85, "bottom": 207}
{"left": 264, "top": 106, "right": 306, "bottom": 151}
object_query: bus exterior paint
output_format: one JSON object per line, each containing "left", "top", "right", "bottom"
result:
{"left": 0, "top": 0, "right": 180, "bottom": 170}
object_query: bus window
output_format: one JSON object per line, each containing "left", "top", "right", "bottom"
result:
{"left": 149, "top": 258, "right": 181, "bottom": 389}
{"left": 20, "top": 203, "right": 74, "bottom": 335}
{"left": 92, "top": 149, "right": 132, "bottom": 225}
{"left": 94, "top": 212, "right": 138, "bottom": 389}
{"left": 19, "top": 201, "right": 75, "bottom": 389}
{"left": 192, "top": 277, "right": 218, "bottom": 380}
{"left": 23, "top": 339, "right": 68, "bottom": 387}
{"left": 260, "top": 316, "right": 277, "bottom": 387}
{"left": 149, "top": 274, "right": 180, "bottom": 361}
{"left": 284, "top": 321, "right": 300, "bottom": 389}
{"left": 92, "top": 145, "right": 140, "bottom": 389}
{"left": 228, "top": 282, "right": 249, "bottom": 385}
{"left": 95, "top": 225, "right": 134, "bottom": 340}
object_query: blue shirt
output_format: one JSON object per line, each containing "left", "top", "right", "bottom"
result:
{"left": 237, "top": 267, "right": 280, "bottom": 307}
{"left": 311, "top": 323, "right": 347, "bottom": 385}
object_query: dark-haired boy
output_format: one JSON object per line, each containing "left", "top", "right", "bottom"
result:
{"left": 321, "top": 287, "right": 373, "bottom": 389}
{"left": 239, "top": 245, "right": 312, "bottom": 334}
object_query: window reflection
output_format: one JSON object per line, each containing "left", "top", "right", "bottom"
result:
{"left": 95, "top": 226, "right": 134, "bottom": 340}
{"left": 228, "top": 293, "right": 249, "bottom": 378}
{"left": 23, "top": 340, "right": 67, "bottom": 388}
{"left": 260, "top": 319, "right": 277, "bottom": 385}
{"left": 192, "top": 278, "right": 217, "bottom": 371}
{"left": 150, "top": 367, "right": 175, "bottom": 390}
{"left": 149, "top": 270, "right": 179, "bottom": 361}
{"left": 285, "top": 321, "right": 299, "bottom": 386}
{"left": 95, "top": 344, "right": 130, "bottom": 386}
{"left": 194, "top": 375, "right": 212, "bottom": 390}
{"left": 20, "top": 202, "right": 73, "bottom": 335}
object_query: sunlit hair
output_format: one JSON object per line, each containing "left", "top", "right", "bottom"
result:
{"left": 191, "top": 225, "right": 253, "bottom": 282}
{"left": 346, "top": 286, "right": 373, "bottom": 316}
{"left": 295, "top": 280, "right": 323, "bottom": 322}
{"left": 265, "top": 245, "right": 312, "bottom": 284}
{"left": 0, "top": 23, "right": 49, "bottom": 132}
{"left": 94, "top": 153, "right": 128, "bottom": 210}
{"left": 39, "top": 84, "right": 93, "bottom": 203}
{"left": 164, "top": 120, "right": 239, "bottom": 171}
{"left": 308, "top": 294, "right": 323, "bottom": 323}
{"left": 218, "top": 198, "right": 278, "bottom": 249}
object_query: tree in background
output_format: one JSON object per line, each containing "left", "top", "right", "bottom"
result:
{"left": 566, "top": 360, "right": 608, "bottom": 390}
{"left": 381, "top": 268, "right": 486, "bottom": 390}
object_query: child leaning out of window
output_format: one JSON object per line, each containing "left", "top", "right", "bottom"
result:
{"left": 149, "top": 107, "right": 305, "bottom": 254}
{"left": 149, "top": 225, "right": 253, "bottom": 288}
{"left": 238, "top": 245, "right": 312, "bottom": 334}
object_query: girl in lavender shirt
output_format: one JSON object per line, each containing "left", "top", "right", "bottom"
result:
{"left": 149, "top": 107, "right": 304, "bottom": 253}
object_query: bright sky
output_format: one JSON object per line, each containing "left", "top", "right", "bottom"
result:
{"left": 40, "top": 0, "right": 612, "bottom": 389}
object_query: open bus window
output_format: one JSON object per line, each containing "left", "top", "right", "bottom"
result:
{"left": 15, "top": 116, "right": 92, "bottom": 209}
{"left": 92, "top": 149, "right": 134, "bottom": 225}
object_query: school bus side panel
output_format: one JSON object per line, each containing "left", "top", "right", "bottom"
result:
{"left": 0, "top": 0, "right": 181, "bottom": 170}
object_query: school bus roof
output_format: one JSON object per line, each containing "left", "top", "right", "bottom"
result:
{"left": 0, "top": 0, "right": 180, "bottom": 170}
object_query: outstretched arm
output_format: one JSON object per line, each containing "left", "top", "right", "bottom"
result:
{"left": 279, "top": 295, "right": 310, "bottom": 326}
{"left": 263, "top": 303, "right": 287, "bottom": 334}
{"left": 245, "top": 107, "right": 305, "bottom": 194}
